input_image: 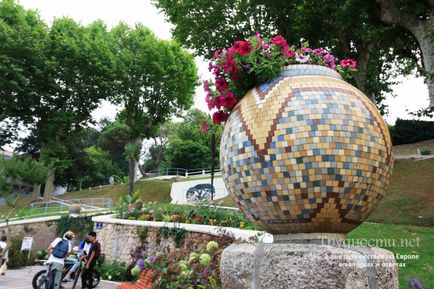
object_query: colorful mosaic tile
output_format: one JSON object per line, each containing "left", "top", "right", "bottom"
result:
{"left": 220, "top": 65, "right": 393, "bottom": 235}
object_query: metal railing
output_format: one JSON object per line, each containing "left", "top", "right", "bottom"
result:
{"left": 146, "top": 167, "right": 221, "bottom": 178}
{"left": 29, "top": 197, "right": 113, "bottom": 215}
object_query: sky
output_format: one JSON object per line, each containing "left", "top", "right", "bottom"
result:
{"left": 17, "top": 0, "right": 431, "bottom": 125}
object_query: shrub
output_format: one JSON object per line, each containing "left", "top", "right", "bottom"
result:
{"left": 119, "top": 203, "right": 257, "bottom": 230}
{"left": 389, "top": 119, "right": 434, "bottom": 145}
{"left": 420, "top": 147, "right": 431, "bottom": 155}
{"left": 99, "top": 259, "right": 127, "bottom": 281}
{"left": 7, "top": 237, "right": 28, "bottom": 268}
{"left": 56, "top": 215, "right": 94, "bottom": 241}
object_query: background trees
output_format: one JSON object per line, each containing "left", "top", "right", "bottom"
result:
{"left": 0, "top": 1, "right": 198, "bottom": 197}
{"left": 154, "top": 0, "right": 431, "bottom": 112}
{"left": 144, "top": 109, "right": 223, "bottom": 171}
{"left": 109, "top": 24, "right": 198, "bottom": 194}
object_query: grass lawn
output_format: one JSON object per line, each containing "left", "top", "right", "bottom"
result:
{"left": 349, "top": 222, "right": 434, "bottom": 289}
{"left": 57, "top": 179, "right": 173, "bottom": 204}
{"left": 0, "top": 179, "right": 173, "bottom": 219}
{"left": 368, "top": 158, "right": 434, "bottom": 227}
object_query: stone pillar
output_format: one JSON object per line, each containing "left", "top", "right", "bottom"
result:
{"left": 220, "top": 242, "right": 399, "bottom": 289}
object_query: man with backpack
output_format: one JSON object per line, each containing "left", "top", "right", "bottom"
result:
{"left": 47, "top": 231, "right": 74, "bottom": 289}
{"left": 81, "top": 231, "right": 100, "bottom": 289}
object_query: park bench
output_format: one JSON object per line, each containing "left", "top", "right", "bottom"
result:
{"left": 117, "top": 269, "right": 154, "bottom": 289}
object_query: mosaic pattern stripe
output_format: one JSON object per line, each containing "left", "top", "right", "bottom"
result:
{"left": 220, "top": 65, "right": 393, "bottom": 235}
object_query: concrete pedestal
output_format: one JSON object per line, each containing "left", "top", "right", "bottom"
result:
{"left": 220, "top": 243, "right": 399, "bottom": 289}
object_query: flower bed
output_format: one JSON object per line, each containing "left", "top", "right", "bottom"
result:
{"left": 118, "top": 203, "right": 257, "bottom": 230}
{"left": 119, "top": 240, "right": 223, "bottom": 289}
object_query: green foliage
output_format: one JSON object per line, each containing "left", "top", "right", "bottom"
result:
{"left": 123, "top": 142, "right": 141, "bottom": 161}
{"left": 0, "top": 157, "right": 50, "bottom": 188}
{"left": 56, "top": 215, "right": 94, "bottom": 241}
{"left": 154, "top": 0, "right": 420, "bottom": 109}
{"left": 348, "top": 223, "right": 434, "bottom": 288}
{"left": 162, "top": 109, "right": 223, "bottom": 170}
{"left": 0, "top": 0, "right": 47, "bottom": 124}
{"left": 0, "top": 157, "right": 50, "bottom": 208}
{"left": 109, "top": 23, "right": 198, "bottom": 139}
{"left": 120, "top": 203, "right": 256, "bottom": 230}
{"left": 167, "top": 140, "right": 209, "bottom": 169}
{"left": 109, "top": 23, "right": 198, "bottom": 194}
{"left": 80, "top": 146, "right": 117, "bottom": 188}
{"left": 98, "top": 120, "right": 130, "bottom": 173}
{"left": 137, "top": 227, "right": 149, "bottom": 243}
{"left": 99, "top": 259, "right": 127, "bottom": 281}
{"left": 389, "top": 119, "right": 434, "bottom": 145}
{"left": 159, "top": 226, "right": 187, "bottom": 246}
{"left": 1, "top": 2, "right": 115, "bottom": 190}
{"left": 420, "top": 147, "right": 431, "bottom": 155}
{"left": 143, "top": 240, "right": 224, "bottom": 288}
{"left": 7, "top": 237, "right": 28, "bottom": 268}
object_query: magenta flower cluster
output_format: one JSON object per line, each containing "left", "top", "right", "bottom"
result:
{"left": 204, "top": 33, "right": 357, "bottom": 124}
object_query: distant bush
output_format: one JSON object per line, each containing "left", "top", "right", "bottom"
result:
{"left": 389, "top": 119, "right": 434, "bottom": 145}
{"left": 99, "top": 258, "right": 127, "bottom": 281}
{"left": 7, "top": 237, "right": 28, "bottom": 268}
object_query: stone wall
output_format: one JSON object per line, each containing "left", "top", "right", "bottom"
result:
{"left": 96, "top": 222, "right": 235, "bottom": 264}
{"left": 0, "top": 216, "right": 60, "bottom": 254}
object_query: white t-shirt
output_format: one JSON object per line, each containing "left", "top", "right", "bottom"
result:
{"left": 47, "top": 237, "right": 72, "bottom": 265}
{"left": 83, "top": 242, "right": 92, "bottom": 255}
{"left": 0, "top": 241, "right": 8, "bottom": 260}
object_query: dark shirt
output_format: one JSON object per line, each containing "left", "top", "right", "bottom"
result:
{"left": 88, "top": 241, "right": 101, "bottom": 260}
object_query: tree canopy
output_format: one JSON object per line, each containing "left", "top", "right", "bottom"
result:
{"left": 109, "top": 23, "right": 198, "bottom": 194}
{"left": 154, "top": 0, "right": 430, "bottom": 112}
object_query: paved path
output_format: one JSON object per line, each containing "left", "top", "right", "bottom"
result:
{"left": 0, "top": 266, "right": 120, "bottom": 289}
{"left": 394, "top": 154, "right": 434, "bottom": 160}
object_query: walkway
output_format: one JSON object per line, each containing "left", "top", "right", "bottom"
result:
{"left": 0, "top": 266, "right": 120, "bottom": 289}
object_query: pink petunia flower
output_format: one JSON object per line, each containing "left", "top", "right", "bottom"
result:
{"left": 220, "top": 92, "right": 238, "bottom": 110}
{"left": 339, "top": 59, "right": 357, "bottom": 68}
{"left": 313, "top": 48, "right": 324, "bottom": 55}
{"left": 295, "top": 54, "right": 310, "bottom": 63}
{"left": 203, "top": 80, "right": 210, "bottom": 93}
{"left": 205, "top": 93, "right": 216, "bottom": 110}
{"left": 212, "top": 49, "right": 221, "bottom": 60}
{"left": 215, "top": 77, "right": 229, "bottom": 92}
{"left": 228, "top": 41, "right": 243, "bottom": 54}
{"left": 239, "top": 41, "right": 253, "bottom": 56}
{"left": 201, "top": 121, "right": 208, "bottom": 135}
{"left": 323, "top": 53, "right": 336, "bottom": 69}
{"left": 212, "top": 110, "right": 229, "bottom": 124}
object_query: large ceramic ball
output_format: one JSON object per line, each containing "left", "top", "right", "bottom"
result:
{"left": 220, "top": 65, "right": 393, "bottom": 235}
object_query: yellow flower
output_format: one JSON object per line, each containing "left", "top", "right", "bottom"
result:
{"left": 240, "top": 222, "right": 245, "bottom": 228}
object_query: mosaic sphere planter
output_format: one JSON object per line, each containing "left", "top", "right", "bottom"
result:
{"left": 220, "top": 64, "right": 393, "bottom": 235}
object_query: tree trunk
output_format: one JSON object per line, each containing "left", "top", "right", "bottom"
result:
{"left": 156, "top": 144, "right": 164, "bottom": 173}
{"left": 127, "top": 138, "right": 143, "bottom": 195}
{"left": 32, "top": 184, "right": 41, "bottom": 201}
{"left": 411, "top": 24, "right": 434, "bottom": 108}
{"left": 210, "top": 133, "right": 216, "bottom": 188}
{"left": 378, "top": 0, "right": 434, "bottom": 107}
{"left": 134, "top": 161, "right": 140, "bottom": 182}
{"left": 138, "top": 164, "right": 147, "bottom": 178}
{"left": 43, "top": 169, "right": 55, "bottom": 201}
{"left": 128, "top": 157, "right": 136, "bottom": 195}
{"left": 339, "top": 37, "right": 374, "bottom": 102}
